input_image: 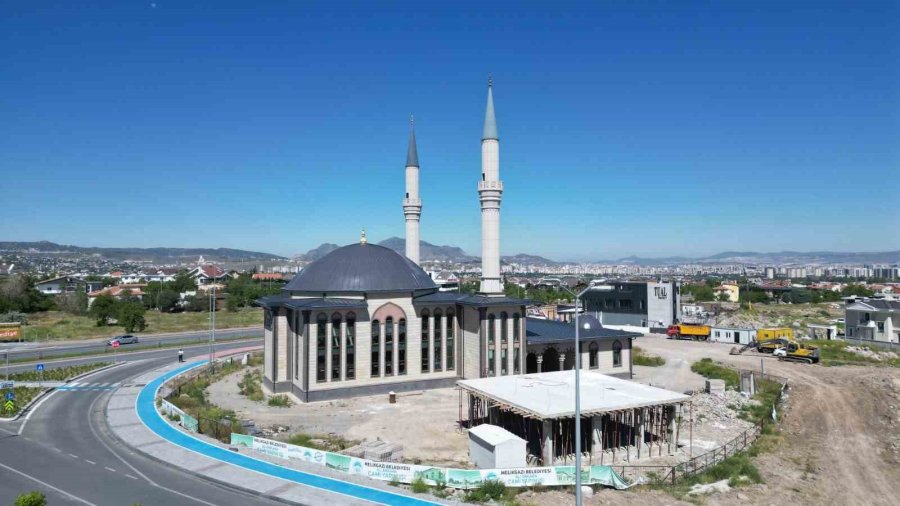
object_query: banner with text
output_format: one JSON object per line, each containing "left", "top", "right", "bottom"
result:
{"left": 229, "top": 434, "right": 631, "bottom": 490}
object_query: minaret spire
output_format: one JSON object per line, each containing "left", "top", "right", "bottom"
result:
{"left": 403, "top": 115, "right": 422, "bottom": 264}
{"left": 479, "top": 78, "right": 504, "bottom": 295}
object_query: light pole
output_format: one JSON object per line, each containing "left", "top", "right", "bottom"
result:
{"left": 208, "top": 284, "right": 216, "bottom": 372}
{"left": 559, "top": 285, "right": 592, "bottom": 505}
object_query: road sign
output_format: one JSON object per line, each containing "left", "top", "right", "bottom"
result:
{"left": 111, "top": 341, "right": 120, "bottom": 349}
{"left": 4, "top": 391, "right": 14, "bottom": 401}
{"left": 0, "top": 381, "right": 12, "bottom": 389}
{"left": 3, "top": 400, "right": 13, "bottom": 411}
{"left": 36, "top": 363, "right": 44, "bottom": 372}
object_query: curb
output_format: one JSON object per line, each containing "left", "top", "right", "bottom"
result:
{"left": 0, "top": 362, "right": 127, "bottom": 422}
{"left": 22, "top": 326, "right": 262, "bottom": 350}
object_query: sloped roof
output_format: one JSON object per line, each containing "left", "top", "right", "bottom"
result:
{"left": 525, "top": 316, "right": 639, "bottom": 344}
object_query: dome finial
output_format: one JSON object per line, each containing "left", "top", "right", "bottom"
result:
{"left": 360, "top": 227, "right": 367, "bottom": 245}
{"left": 488, "top": 74, "right": 492, "bottom": 88}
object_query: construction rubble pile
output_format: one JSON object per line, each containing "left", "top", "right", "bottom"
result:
{"left": 846, "top": 346, "right": 899, "bottom": 362}
{"left": 690, "top": 390, "right": 757, "bottom": 431}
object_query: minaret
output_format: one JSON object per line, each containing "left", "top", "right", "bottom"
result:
{"left": 403, "top": 115, "right": 422, "bottom": 264}
{"left": 479, "top": 78, "right": 504, "bottom": 295}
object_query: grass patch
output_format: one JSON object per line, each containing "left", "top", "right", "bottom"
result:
{"left": 691, "top": 358, "right": 739, "bottom": 389}
{"left": 8, "top": 362, "right": 110, "bottom": 382}
{"left": 633, "top": 346, "right": 666, "bottom": 367}
{"left": 647, "top": 453, "right": 763, "bottom": 499}
{"left": 238, "top": 370, "right": 264, "bottom": 401}
{"left": 809, "top": 339, "right": 900, "bottom": 367}
{"left": 21, "top": 308, "right": 262, "bottom": 341}
{"left": 0, "top": 386, "right": 46, "bottom": 416}
{"left": 267, "top": 394, "right": 292, "bottom": 407}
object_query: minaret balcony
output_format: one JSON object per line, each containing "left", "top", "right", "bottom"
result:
{"left": 402, "top": 197, "right": 422, "bottom": 207}
{"left": 478, "top": 181, "right": 504, "bottom": 192}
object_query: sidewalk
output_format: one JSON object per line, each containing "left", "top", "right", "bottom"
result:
{"left": 106, "top": 358, "right": 448, "bottom": 506}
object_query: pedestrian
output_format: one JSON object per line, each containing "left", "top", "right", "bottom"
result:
{"left": 178, "top": 348, "right": 184, "bottom": 363}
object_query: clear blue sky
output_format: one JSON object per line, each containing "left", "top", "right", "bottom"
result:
{"left": 1, "top": 1, "right": 897, "bottom": 261}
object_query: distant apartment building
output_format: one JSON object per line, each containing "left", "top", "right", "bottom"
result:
{"left": 582, "top": 281, "right": 681, "bottom": 331}
{"left": 713, "top": 283, "right": 740, "bottom": 302}
{"left": 845, "top": 297, "right": 900, "bottom": 343}
{"left": 765, "top": 267, "right": 775, "bottom": 279}
{"left": 428, "top": 270, "right": 460, "bottom": 292}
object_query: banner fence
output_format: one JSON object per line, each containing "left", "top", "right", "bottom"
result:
{"left": 229, "top": 433, "right": 631, "bottom": 490}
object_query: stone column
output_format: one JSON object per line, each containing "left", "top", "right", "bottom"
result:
{"left": 542, "top": 419, "right": 554, "bottom": 465}
{"left": 393, "top": 319, "right": 400, "bottom": 377}
{"left": 536, "top": 354, "right": 543, "bottom": 373}
{"left": 667, "top": 406, "right": 676, "bottom": 455}
{"left": 325, "top": 319, "right": 332, "bottom": 383}
{"left": 558, "top": 352, "right": 566, "bottom": 371}
{"left": 340, "top": 319, "right": 347, "bottom": 381}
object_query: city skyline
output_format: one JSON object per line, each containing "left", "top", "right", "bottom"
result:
{"left": 1, "top": 2, "right": 897, "bottom": 260}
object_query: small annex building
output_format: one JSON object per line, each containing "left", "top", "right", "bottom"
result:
{"left": 709, "top": 326, "right": 756, "bottom": 345}
{"left": 458, "top": 370, "right": 690, "bottom": 465}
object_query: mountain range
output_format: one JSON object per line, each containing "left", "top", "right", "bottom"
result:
{"left": 293, "top": 237, "right": 559, "bottom": 265}
{"left": 0, "top": 241, "right": 284, "bottom": 262}
{"left": 609, "top": 250, "right": 900, "bottom": 266}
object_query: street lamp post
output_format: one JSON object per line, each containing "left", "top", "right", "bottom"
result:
{"left": 560, "top": 285, "right": 592, "bottom": 505}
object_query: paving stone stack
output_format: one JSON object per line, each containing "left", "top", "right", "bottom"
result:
{"left": 706, "top": 379, "right": 726, "bottom": 396}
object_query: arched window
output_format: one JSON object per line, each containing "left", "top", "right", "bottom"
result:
{"left": 487, "top": 314, "right": 496, "bottom": 376}
{"left": 345, "top": 312, "right": 356, "bottom": 380}
{"left": 316, "top": 313, "right": 327, "bottom": 382}
{"left": 331, "top": 312, "right": 342, "bottom": 381}
{"left": 421, "top": 309, "right": 430, "bottom": 373}
{"left": 371, "top": 320, "right": 381, "bottom": 377}
{"left": 398, "top": 319, "right": 407, "bottom": 375}
{"left": 385, "top": 317, "right": 394, "bottom": 376}
{"left": 446, "top": 308, "right": 455, "bottom": 371}
{"left": 589, "top": 341, "right": 599, "bottom": 369}
{"left": 613, "top": 340, "right": 622, "bottom": 367}
{"left": 501, "top": 312, "right": 508, "bottom": 345}
{"left": 433, "top": 309, "right": 442, "bottom": 371}
{"left": 513, "top": 313, "right": 521, "bottom": 374}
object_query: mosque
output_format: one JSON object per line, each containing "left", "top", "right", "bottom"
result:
{"left": 258, "top": 81, "right": 638, "bottom": 402}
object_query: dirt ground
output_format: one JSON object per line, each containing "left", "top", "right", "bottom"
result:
{"left": 580, "top": 333, "right": 900, "bottom": 506}
{"left": 207, "top": 371, "right": 471, "bottom": 467}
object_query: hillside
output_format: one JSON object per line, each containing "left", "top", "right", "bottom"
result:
{"left": 0, "top": 241, "right": 284, "bottom": 262}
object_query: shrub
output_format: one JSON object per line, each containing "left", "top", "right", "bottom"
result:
{"left": 464, "top": 479, "right": 509, "bottom": 503}
{"left": 633, "top": 347, "right": 666, "bottom": 367}
{"left": 15, "top": 491, "right": 47, "bottom": 506}
{"left": 410, "top": 476, "right": 429, "bottom": 494}
{"left": 691, "top": 358, "right": 739, "bottom": 389}
{"left": 238, "top": 370, "right": 264, "bottom": 401}
{"left": 267, "top": 394, "right": 292, "bottom": 407}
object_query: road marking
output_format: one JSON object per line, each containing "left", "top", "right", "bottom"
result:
{"left": 68, "top": 453, "right": 79, "bottom": 459}
{"left": 85, "top": 459, "right": 96, "bottom": 465}
{"left": 0, "top": 460, "right": 98, "bottom": 506}
{"left": 53, "top": 447, "right": 63, "bottom": 453}
{"left": 17, "top": 387, "right": 59, "bottom": 435}
{"left": 125, "top": 474, "right": 138, "bottom": 480}
{"left": 104, "top": 466, "right": 117, "bottom": 472}
{"left": 69, "top": 382, "right": 80, "bottom": 387}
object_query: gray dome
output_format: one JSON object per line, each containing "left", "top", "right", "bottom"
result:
{"left": 285, "top": 243, "right": 437, "bottom": 293}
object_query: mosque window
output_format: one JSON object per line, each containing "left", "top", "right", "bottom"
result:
{"left": 589, "top": 341, "right": 599, "bottom": 369}
{"left": 398, "top": 319, "right": 407, "bottom": 375}
{"left": 488, "top": 314, "right": 496, "bottom": 376}
{"left": 331, "top": 313, "right": 342, "bottom": 381}
{"left": 385, "top": 317, "right": 394, "bottom": 376}
{"left": 316, "top": 313, "right": 327, "bottom": 383}
{"left": 446, "top": 308, "right": 455, "bottom": 371}
{"left": 501, "top": 348, "right": 508, "bottom": 375}
{"left": 346, "top": 312, "right": 356, "bottom": 380}
{"left": 371, "top": 320, "right": 380, "bottom": 377}
{"left": 513, "top": 313, "right": 520, "bottom": 374}
{"left": 501, "top": 312, "right": 508, "bottom": 345}
{"left": 613, "top": 340, "right": 622, "bottom": 367}
{"left": 421, "top": 309, "right": 430, "bottom": 373}
{"left": 434, "top": 309, "right": 442, "bottom": 371}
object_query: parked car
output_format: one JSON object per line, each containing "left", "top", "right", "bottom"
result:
{"left": 107, "top": 335, "right": 139, "bottom": 346}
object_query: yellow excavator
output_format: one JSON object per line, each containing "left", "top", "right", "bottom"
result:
{"left": 730, "top": 328, "right": 820, "bottom": 364}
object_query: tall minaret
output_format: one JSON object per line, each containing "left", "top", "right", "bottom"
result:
{"left": 403, "top": 115, "right": 422, "bottom": 264}
{"left": 479, "top": 78, "right": 504, "bottom": 295}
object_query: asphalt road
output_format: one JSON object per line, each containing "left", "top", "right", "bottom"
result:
{"left": 0, "top": 327, "right": 263, "bottom": 363}
{"left": 1, "top": 337, "right": 262, "bottom": 376}
{"left": 0, "top": 344, "right": 283, "bottom": 506}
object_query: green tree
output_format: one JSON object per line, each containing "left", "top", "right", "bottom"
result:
{"left": 182, "top": 295, "right": 207, "bottom": 312}
{"left": 118, "top": 300, "right": 146, "bottom": 332}
{"left": 716, "top": 291, "right": 731, "bottom": 302}
{"left": 15, "top": 491, "right": 47, "bottom": 506}
{"left": 58, "top": 291, "right": 89, "bottom": 315}
{"left": 90, "top": 294, "right": 119, "bottom": 326}
{"left": 157, "top": 289, "right": 180, "bottom": 313}
{"left": 169, "top": 271, "right": 197, "bottom": 293}
{"left": 691, "top": 285, "right": 716, "bottom": 302}
{"left": 841, "top": 284, "right": 874, "bottom": 297}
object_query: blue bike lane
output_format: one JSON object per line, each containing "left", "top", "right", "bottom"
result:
{"left": 136, "top": 360, "right": 440, "bottom": 506}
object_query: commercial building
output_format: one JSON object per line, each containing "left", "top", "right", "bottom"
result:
{"left": 581, "top": 281, "right": 682, "bottom": 331}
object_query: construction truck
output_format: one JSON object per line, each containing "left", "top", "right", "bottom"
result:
{"left": 666, "top": 324, "right": 711, "bottom": 341}
{"left": 729, "top": 326, "right": 819, "bottom": 363}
